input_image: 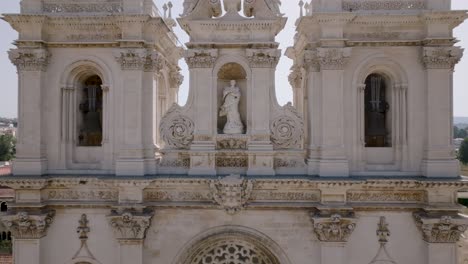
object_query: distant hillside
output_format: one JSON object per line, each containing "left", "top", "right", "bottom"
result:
{"left": 454, "top": 117, "right": 468, "bottom": 125}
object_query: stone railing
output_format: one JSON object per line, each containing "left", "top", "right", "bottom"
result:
{"left": 342, "top": 0, "right": 426, "bottom": 11}
{"left": 42, "top": 0, "right": 124, "bottom": 13}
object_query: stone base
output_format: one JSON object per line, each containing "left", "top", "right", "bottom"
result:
{"left": 421, "top": 159, "right": 460, "bottom": 178}
{"left": 318, "top": 159, "right": 349, "bottom": 177}
{"left": 12, "top": 158, "right": 47, "bottom": 175}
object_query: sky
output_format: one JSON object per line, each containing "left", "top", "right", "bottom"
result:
{"left": 0, "top": 0, "right": 467, "bottom": 118}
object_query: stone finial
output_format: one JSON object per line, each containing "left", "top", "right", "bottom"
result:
{"left": 413, "top": 211, "right": 468, "bottom": 243}
{"left": 369, "top": 216, "right": 397, "bottom": 264}
{"left": 209, "top": 175, "right": 254, "bottom": 215}
{"left": 107, "top": 210, "right": 154, "bottom": 241}
{"left": 310, "top": 211, "right": 356, "bottom": 242}
{"left": 163, "top": 3, "right": 168, "bottom": 18}
{"left": 77, "top": 214, "right": 90, "bottom": 241}
{"left": 1, "top": 210, "right": 55, "bottom": 239}
{"left": 168, "top": 2, "right": 173, "bottom": 18}
{"left": 299, "top": 0, "right": 304, "bottom": 17}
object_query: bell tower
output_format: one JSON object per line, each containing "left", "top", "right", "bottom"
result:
{"left": 160, "top": 0, "right": 304, "bottom": 175}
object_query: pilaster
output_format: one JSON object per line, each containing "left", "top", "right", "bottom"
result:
{"left": 421, "top": 46, "right": 463, "bottom": 177}
{"left": 9, "top": 48, "right": 50, "bottom": 175}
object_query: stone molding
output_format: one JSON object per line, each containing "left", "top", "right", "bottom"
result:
{"left": 107, "top": 210, "right": 154, "bottom": 241}
{"left": 246, "top": 49, "right": 281, "bottom": 68}
{"left": 209, "top": 175, "right": 254, "bottom": 215}
{"left": 342, "top": 1, "right": 425, "bottom": 11}
{"left": 9, "top": 49, "right": 50, "bottom": 72}
{"left": 347, "top": 190, "right": 426, "bottom": 203}
{"left": 270, "top": 102, "right": 304, "bottom": 149}
{"left": 1, "top": 210, "right": 55, "bottom": 239}
{"left": 317, "top": 48, "right": 352, "bottom": 70}
{"left": 185, "top": 49, "right": 218, "bottom": 68}
{"left": 310, "top": 211, "right": 357, "bottom": 242}
{"left": 42, "top": 0, "right": 124, "bottom": 13}
{"left": 413, "top": 212, "right": 468, "bottom": 243}
{"left": 422, "top": 46, "right": 463, "bottom": 70}
{"left": 159, "top": 103, "right": 194, "bottom": 149}
{"left": 114, "top": 49, "right": 164, "bottom": 71}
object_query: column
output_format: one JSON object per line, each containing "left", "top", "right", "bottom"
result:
{"left": 414, "top": 211, "right": 468, "bottom": 264}
{"left": 303, "top": 50, "right": 321, "bottom": 175}
{"left": 107, "top": 210, "right": 154, "bottom": 264}
{"left": 185, "top": 49, "right": 218, "bottom": 175}
{"left": 356, "top": 84, "right": 366, "bottom": 171}
{"left": 310, "top": 211, "right": 357, "bottom": 264}
{"left": 246, "top": 49, "right": 280, "bottom": 175}
{"left": 59, "top": 85, "right": 74, "bottom": 169}
{"left": 9, "top": 49, "right": 50, "bottom": 175}
{"left": 421, "top": 47, "right": 463, "bottom": 177}
{"left": 1, "top": 210, "right": 55, "bottom": 264}
{"left": 114, "top": 49, "right": 158, "bottom": 176}
{"left": 317, "top": 47, "right": 352, "bottom": 177}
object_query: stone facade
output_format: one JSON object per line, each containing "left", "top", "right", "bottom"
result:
{"left": 2, "top": 0, "right": 468, "bottom": 264}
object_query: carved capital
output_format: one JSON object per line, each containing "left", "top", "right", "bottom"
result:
{"left": 310, "top": 211, "right": 357, "bottom": 242}
{"left": 422, "top": 47, "right": 463, "bottom": 70}
{"left": 303, "top": 50, "right": 320, "bottom": 72}
{"left": 317, "top": 48, "right": 352, "bottom": 70}
{"left": 114, "top": 49, "right": 146, "bottom": 70}
{"left": 144, "top": 51, "right": 165, "bottom": 72}
{"left": 209, "top": 175, "right": 254, "bottom": 215}
{"left": 246, "top": 49, "right": 281, "bottom": 68}
{"left": 1, "top": 210, "right": 55, "bottom": 239}
{"left": 413, "top": 211, "right": 468, "bottom": 243}
{"left": 107, "top": 210, "right": 154, "bottom": 241}
{"left": 185, "top": 49, "right": 218, "bottom": 68}
{"left": 9, "top": 49, "right": 50, "bottom": 72}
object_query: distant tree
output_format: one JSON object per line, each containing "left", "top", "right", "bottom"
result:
{"left": 460, "top": 129, "right": 468, "bottom": 139}
{"left": 0, "top": 135, "right": 15, "bottom": 161}
{"left": 455, "top": 126, "right": 460, "bottom": 138}
{"left": 459, "top": 138, "right": 468, "bottom": 165}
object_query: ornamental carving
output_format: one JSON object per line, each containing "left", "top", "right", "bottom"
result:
{"left": 185, "top": 49, "right": 218, "bottom": 68}
{"left": 216, "top": 138, "right": 247, "bottom": 150}
{"left": 209, "top": 175, "right": 254, "bottom": 215}
{"left": 114, "top": 50, "right": 164, "bottom": 71}
{"left": 160, "top": 104, "right": 194, "bottom": 149}
{"left": 274, "top": 158, "right": 306, "bottom": 168}
{"left": 144, "top": 190, "right": 211, "bottom": 202}
{"left": 303, "top": 50, "right": 320, "bottom": 72}
{"left": 422, "top": 47, "right": 463, "bottom": 70}
{"left": 107, "top": 210, "right": 154, "bottom": 240}
{"left": 43, "top": 1, "right": 123, "bottom": 13}
{"left": 342, "top": 1, "right": 425, "bottom": 11}
{"left": 170, "top": 70, "right": 184, "bottom": 87}
{"left": 215, "top": 156, "right": 248, "bottom": 167}
{"left": 270, "top": 102, "right": 304, "bottom": 149}
{"left": 369, "top": 217, "right": 397, "bottom": 264}
{"left": 311, "top": 212, "right": 357, "bottom": 242}
{"left": 45, "top": 189, "right": 118, "bottom": 201}
{"left": 1, "top": 210, "right": 55, "bottom": 239}
{"left": 246, "top": 49, "right": 281, "bottom": 68}
{"left": 159, "top": 157, "right": 190, "bottom": 168}
{"left": 347, "top": 191, "right": 426, "bottom": 203}
{"left": 251, "top": 190, "right": 320, "bottom": 201}
{"left": 288, "top": 66, "right": 303, "bottom": 89}
{"left": 317, "top": 48, "right": 352, "bottom": 70}
{"left": 9, "top": 49, "right": 50, "bottom": 71}
{"left": 413, "top": 212, "right": 468, "bottom": 243}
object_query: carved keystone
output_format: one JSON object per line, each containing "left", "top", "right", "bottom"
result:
{"left": 1, "top": 210, "right": 55, "bottom": 239}
{"left": 107, "top": 209, "right": 154, "bottom": 241}
{"left": 413, "top": 211, "right": 468, "bottom": 243}
{"left": 310, "top": 210, "right": 357, "bottom": 242}
{"left": 209, "top": 175, "right": 254, "bottom": 215}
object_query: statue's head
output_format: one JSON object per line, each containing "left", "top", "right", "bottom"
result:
{"left": 230, "top": 80, "right": 236, "bottom": 86}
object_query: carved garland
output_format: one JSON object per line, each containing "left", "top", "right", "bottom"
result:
{"left": 270, "top": 102, "right": 304, "bottom": 149}
{"left": 160, "top": 104, "right": 195, "bottom": 149}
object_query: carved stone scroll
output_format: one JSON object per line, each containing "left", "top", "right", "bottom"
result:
{"left": 1, "top": 210, "right": 55, "bottom": 239}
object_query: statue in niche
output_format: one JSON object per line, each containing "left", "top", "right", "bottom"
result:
{"left": 220, "top": 80, "right": 244, "bottom": 134}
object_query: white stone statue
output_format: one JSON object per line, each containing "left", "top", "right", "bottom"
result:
{"left": 220, "top": 80, "right": 244, "bottom": 134}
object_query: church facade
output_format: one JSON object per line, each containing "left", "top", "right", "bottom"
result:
{"left": 1, "top": 0, "right": 468, "bottom": 263}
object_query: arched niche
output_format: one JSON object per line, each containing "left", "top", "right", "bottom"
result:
{"left": 217, "top": 63, "right": 247, "bottom": 134}
{"left": 173, "top": 225, "right": 291, "bottom": 264}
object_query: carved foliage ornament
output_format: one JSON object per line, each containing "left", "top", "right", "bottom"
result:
{"left": 342, "top": 1, "right": 425, "bottom": 11}
{"left": 414, "top": 212, "right": 468, "bottom": 243}
{"left": 160, "top": 104, "right": 194, "bottom": 149}
{"left": 114, "top": 49, "right": 164, "bottom": 71}
{"left": 185, "top": 49, "right": 218, "bottom": 68}
{"left": 107, "top": 210, "right": 153, "bottom": 240}
{"left": 9, "top": 49, "right": 50, "bottom": 72}
{"left": 311, "top": 212, "right": 357, "bottom": 242}
{"left": 247, "top": 49, "right": 281, "bottom": 68}
{"left": 317, "top": 48, "right": 352, "bottom": 70}
{"left": 422, "top": 47, "right": 463, "bottom": 70}
{"left": 209, "top": 175, "right": 254, "bottom": 215}
{"left": 42, "top": 0, "right": 123, "bottom": 13}
{"left": 1, "top": 210, "right": 55, "bottom": 239}
{"left": 270, "top": 102, "right": 304, "bottom": 149}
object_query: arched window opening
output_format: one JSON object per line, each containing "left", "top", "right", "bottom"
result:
{"left": 0, "top": 202, "right": 7, "bottom": 212}
{"left": 365, "top": 74, "right": 390, "bottom": 147}
{"left": 78, "top": 75, "right": 103, "bottom": 147}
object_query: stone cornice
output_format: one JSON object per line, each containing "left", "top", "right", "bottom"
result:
{"left": 413, "top": 211, "right": 468, "bottom": 243}
{"left": 0, "top": 210, "right": 55, "bottom": 239}
{"left": 421, "top": 11, "right": 468, "bottom": 28}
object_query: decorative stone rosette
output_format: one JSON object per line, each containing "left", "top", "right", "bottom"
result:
{"left": 270, "top": 102, "right": 304, "bottom": 149}
{"left": 413, "top": 212, "right": 468, "bottom": 243}
{"left": 1, "top": 210, "right": 55, "bottom": 239}
{"left": 160, "top": 104, "right": 194, "bottom": 149}
{"left": 107, "top": 210, "right": 154, "bottom": 241}
{"left": 310, "top": 211, "right": 357, "bottom": 242}
{"left": 209, "top": 175, "right": 254, "bottom": 215}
